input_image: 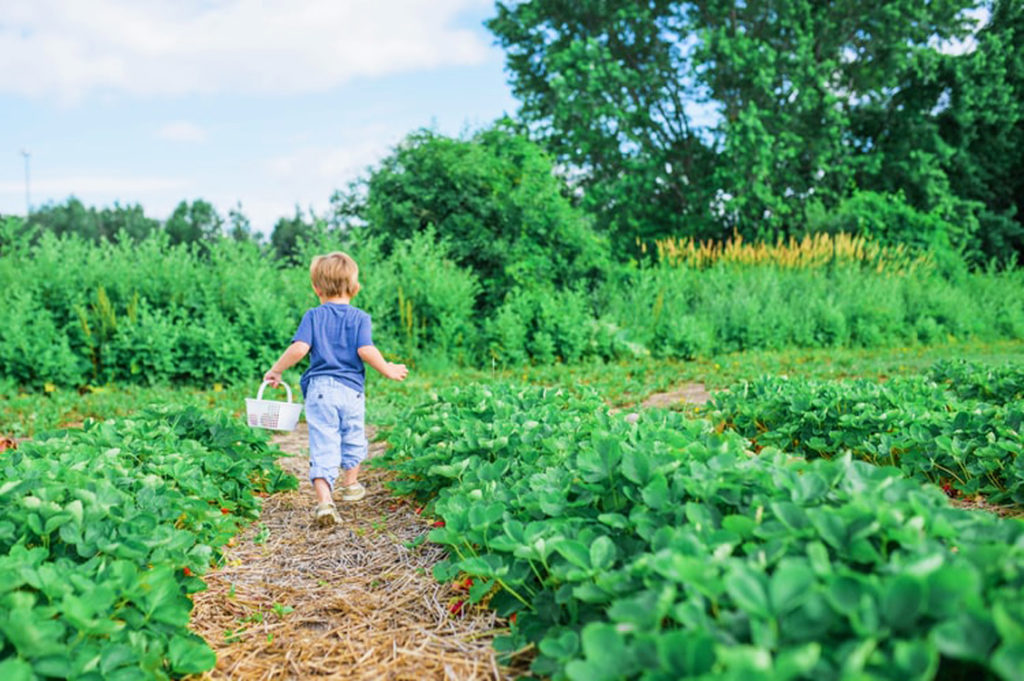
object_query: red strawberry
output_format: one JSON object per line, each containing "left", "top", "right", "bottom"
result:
{"left": 449, "top": 600, "right": 464, "bottom": 615}
{"left": 183, "top": 567, "right": 193, "bottom": 577}
{"left": 432, "top": 520, "right": 445, "bottom": 527}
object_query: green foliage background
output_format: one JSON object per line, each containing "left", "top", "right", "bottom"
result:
{"left": 2, "top": 209, "right": 1022, "bottom": 390}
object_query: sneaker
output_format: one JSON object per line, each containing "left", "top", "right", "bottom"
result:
{"left": 314, "top": 502, "right": 340, "bottom": 526}
{"left": 338, "top": 482, "right": 367, "bottom": 502}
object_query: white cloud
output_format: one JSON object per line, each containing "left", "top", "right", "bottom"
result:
{"left": 0, "top": 0, "right": 492, "bottom": 101}
{"left": 263, "top": 133, "right": 397, "bottom": 184}
{"left": 157, "top": 121, "right": 207, "bottom": 142}
{"left": 247, "top": 129, "right": 401, "bottom": 232}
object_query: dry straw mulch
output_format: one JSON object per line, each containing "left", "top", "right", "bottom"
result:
{"left": 188, "top": 425, "right": 524, "bottom": 681}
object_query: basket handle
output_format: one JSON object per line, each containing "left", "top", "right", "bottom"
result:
{"left": 256, "top": 381, "right": 293, "bottom": 403}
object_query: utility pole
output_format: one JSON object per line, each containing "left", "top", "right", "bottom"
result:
{"left": 20, "top": 149, "right": 31, "bottom": 216}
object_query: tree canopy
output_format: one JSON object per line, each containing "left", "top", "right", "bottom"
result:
{"left": 488, "top": 0, "right": 1021, "bottom": 262}
{"left": 25, "top": 198, "right": 159, "bottom": 243}
{"left": 333, "top": 123, "right": 610, "bottom": 310}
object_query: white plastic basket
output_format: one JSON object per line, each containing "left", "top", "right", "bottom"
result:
{"left": 245, "top": 381, "right": 303, "bottom": 431}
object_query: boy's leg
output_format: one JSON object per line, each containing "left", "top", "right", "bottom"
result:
{"left": 306, "top": 383, "right": 344, "bottom": 499}
{"left": 338, "top": 387, "right": 369, "bottom": 499}
{"left": 312, "top": 478, "right": 333, "bottom": 505}
{"left": 340, "top": 465, "right": 360, "bottom": 487}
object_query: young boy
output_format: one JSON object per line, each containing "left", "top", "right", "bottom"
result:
{"left": 263, "top": 251, "right": 408, "bottom": 526}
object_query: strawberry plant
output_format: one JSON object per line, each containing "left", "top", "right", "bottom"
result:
{"left": 928, "top": 360, "right": 1024, "bottom": 405}
{"left": 0, "top": 407, "right": 296, "bottom": 680}
{"left": 710, "top": 362, "right": 1024, "bottom": 503}
{"left": 377, "top": 382, "right": 1024, "bottom": 681}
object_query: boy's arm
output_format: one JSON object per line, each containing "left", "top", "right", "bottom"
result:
{"left": 357, "top": 345, "right": 408, "bottom": 381}
{"left": 263, "top": 341, "right": 310, "bottom": 386}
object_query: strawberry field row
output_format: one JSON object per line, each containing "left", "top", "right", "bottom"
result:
{"left": 0, "top": 408, "right": 297, "bottom": 680}
{"left": 377, "top": 383, "right": 1024, "bottom": 681}
{"left": 710, "top": 361, "right": 1024, "bottom": 503}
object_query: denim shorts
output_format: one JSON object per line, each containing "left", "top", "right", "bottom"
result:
{"left": 305, "top": 376, "right": 368, "bottom": 490}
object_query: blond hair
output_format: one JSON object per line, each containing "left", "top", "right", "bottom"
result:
{"left": 310, "top": 252, "right": 360, "bottom": 297}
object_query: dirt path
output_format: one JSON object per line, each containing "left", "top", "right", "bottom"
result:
{"left": 639, "top": 382, "right": 712, "bottom": 409}
{"left": 190, "top": 424, "right": 514, "bottom": 681}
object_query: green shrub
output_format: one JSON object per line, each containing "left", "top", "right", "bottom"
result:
{"left": 2, "top": 214, "right": 1023, "bottom": 388}
{"left": 805, "top": 190, "right": 977, "bottom": 267}
{"left": 0, "top": 292, "right": 84, "bottom": 388}
{"left": 485, "top": 286, "right": 595, "bottom": 365}
{"left": 340, "top": 123, "right": 611, "bottom": 311}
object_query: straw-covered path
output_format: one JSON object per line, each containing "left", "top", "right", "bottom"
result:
{"left": 189, "top": 424, "right": 517, "bottom": 680}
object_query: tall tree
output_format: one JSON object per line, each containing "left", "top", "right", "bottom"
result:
{"left": 270, "top": 208, "right": 319, "bottom": 262}
{"left": 164, "top": 199, "right": 223, "bottom": 246}
{"left": 938, "top": 0, "right": 1024, "bottom": 262}
{"left": 488, "top": 0, "right": 980, "bottom": 249}
{"left": 26, "top": 197, "right": 159, "bottom": 242}
{"left": 332, "top": 123, "right": 609, "bottom": 310}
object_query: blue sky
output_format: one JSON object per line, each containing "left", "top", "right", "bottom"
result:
{"left": 0, "top": 0, "right": 519, "bottom": 233}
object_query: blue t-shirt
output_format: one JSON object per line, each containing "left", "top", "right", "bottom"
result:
{"left": 292, "top": 303, "right": 373, "bottom": 396}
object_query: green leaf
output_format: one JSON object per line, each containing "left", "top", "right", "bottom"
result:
{"left": 992, "top": 642, "right": 1024, "bottom": 681}
{"left": 33, "top": 655, "right": 71, "bottom": 679}
{"left": 456, "top": 554, "right": 507, "bottom": 579}
{"left": 0, "top": 480, "right": 24, "bottom": 498}
{"left": 0, "top": 612, "right": 67, "bottom": 657}
{"left": 648, "top": 552, "right": 722, "bottom": 599}
{"left": 0, "top": 658, "right": 34, "bottom": 681}
{"left": 64, "top": 499, "right": 84, "bottom": 526}
{"left": 656, "top": 630, "right": 716, "bottom": 675}
{"left": 432, "top": 560, "right": 457, "bottom": 582}
{"left": 893, "top": 639, "right": 939, "bottom": 681}
{"left": 578, "top": 623, "right": 628, "bottom": 675}
{"left": 932, "top": 613, "right": 999, "bottom": 662}
{"left": 809, "top": 509, "right": 846, "bottom": 549}
{"left": 826, "top": 575, "right": 865, "bottom": 616}
{"left": 100, "top": 644, "right": 139, "bottom": 674}
{"left": 714, "top": 644, "right": 772, "bottom": 673}
{"left": 641, "top": 473, "right": 670, "bottom": 511}
{"left": 770, "top": 559, "right": 815, "bottom": 616}
{"left": 589, "top": 536, "right": 616, "bottom": 571}
{"left": 992, "top": 600, "right": 1024, "bottom": 641}
{"left": 555, "top": 540, "right": 592, "bottom": 570}
{"left": 621, "top": 448, "right": 651, "bottom": 485}
{"left": 168, "top": 634, "right": 216, "bottom": 674}
{"left": 539, "top": 630, "right": 580, "bottom": 661}
{"left": 725, "top": 566, "right": 771, "bottom": 619}
{"left": 775, "top": 643, "right": 821, "bottom": 679}
{"left": 468, "top": 578, "right": 493, "bottom": 603}
{"left": 882, "top": 575, "right": 925, "bottom": 631}
{"left": 468, "top": 503, "right": 502, "bottom": 531}
{"left": 771, "top": 501, "right": 810, "bottom": 531}
{"left": 577, "top": 436, "right": 621, "bottom": 483}
{"left": 597, "top": 513, "right": 629, "bottom": 530}
{"left": 722, "top": 514, "right": 756, "bottom": 538}
{"left": 806, "top": 541, "right": 832, "bottom": 577}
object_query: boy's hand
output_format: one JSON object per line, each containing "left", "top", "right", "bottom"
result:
{"left": 386, "top": 362, "right": 409, "bottom": 382}
{"left": 263, "top": 370, "right": 283, "bottom": 387}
